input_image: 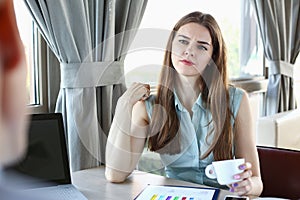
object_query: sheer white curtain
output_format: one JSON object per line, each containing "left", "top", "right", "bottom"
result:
{"left": 251, "top": 0, "right": 300, "bottom": 115}
{"left": 24, "top": 0, "right": 147, "bottom": 171}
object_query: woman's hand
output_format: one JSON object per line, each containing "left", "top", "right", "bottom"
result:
{"left": 112, "top": 82, "right": 150, "bottom": 139}
{"left": 229, "top": 162, "right": 254, "bottom": 196}
{"left": 118, "top": 82, "right": 150, "bottom": 106}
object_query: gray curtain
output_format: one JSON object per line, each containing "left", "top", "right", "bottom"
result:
{"left": 24, "top": 0, "right": 147, "bottom": 171}
{"left": 251, "top": 0, "right": 300, "bottom": 115}
{"left": 240, "top": 0, "right": 258, "bottom": 67}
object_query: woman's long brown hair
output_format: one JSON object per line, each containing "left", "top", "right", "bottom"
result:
{"left": 148, "top": 11, "right": 234, "bottom": 161}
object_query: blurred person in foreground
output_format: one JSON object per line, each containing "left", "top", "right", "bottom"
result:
{"left": 0, "top": 0, "right": 27, "bottom": 168}
{"left": 0, "top": 0, "right": 47, "bottom": 199}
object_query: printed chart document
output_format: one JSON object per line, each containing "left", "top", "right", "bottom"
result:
{"left": 135, "top": 185, "right": 220, "bottom": 200}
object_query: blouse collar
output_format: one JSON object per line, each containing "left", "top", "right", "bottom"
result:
{"left": 174, "top": 90, "right": 206, "bottom": 112}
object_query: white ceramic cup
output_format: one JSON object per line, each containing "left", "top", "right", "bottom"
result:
{"left": 205, "top": 158, "right": 245, "bottom": 185}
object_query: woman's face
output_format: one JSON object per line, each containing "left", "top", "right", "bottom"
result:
{"left": 171, "top": 22, "right": 213, "bottom": 77}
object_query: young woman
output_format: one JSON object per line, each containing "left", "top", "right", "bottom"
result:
{"left": 105, "top": 11, "right": 263, "bottom": 197}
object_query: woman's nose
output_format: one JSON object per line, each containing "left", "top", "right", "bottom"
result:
{"left": 184, "top": 46, "right": 194, "bottom": 57}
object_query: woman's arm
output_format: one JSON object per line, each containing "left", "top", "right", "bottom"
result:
{"left": 232, "top": 92, "right": 263, "bottom": 196}
{"left": 105, "top": 83, "right": 150, "bottom": 182}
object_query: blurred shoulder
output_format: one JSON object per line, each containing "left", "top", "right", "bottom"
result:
{"left": 229, "top": 85, "right": 247, "bottom": 97}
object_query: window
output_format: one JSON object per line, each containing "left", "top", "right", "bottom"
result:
{"left": 13, "top": 0, "right": 48, "bottom": 113}
{"left": 124, "top": 0, "right": 264, "bottom": 87}
{"left": 294, "top": 56, "right": 300, "bottom": 105}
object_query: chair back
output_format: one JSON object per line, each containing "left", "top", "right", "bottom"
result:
{"left": 257, "top": 146, "right": 300, "bottom": 200}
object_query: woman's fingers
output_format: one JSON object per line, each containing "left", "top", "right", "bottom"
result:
{"left": 238, "top": 162, "right": 252, "bottom": 171}
{"left": 140, "top": 84, "right": 150, "bottom": 101}
{"left": 234, "top": 169, "right": 253, "bottom": 180}
{"left": 131, "top": 82, "right": 150, "bottom": 101}
{"left": 143, "top": 83, "right": 150, "bottom": 91}
{"left": 230, "top": 178, "right": 253, "bottom": 196}
{"left": 229, "top": 162, "right": 253, "bottom": 196}
{"left": 121, "top": 82, "right": 151, "bottom": 104}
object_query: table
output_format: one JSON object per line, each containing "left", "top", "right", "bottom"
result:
{"left": 72, "top": 166, "right": 232, "bottom": 200}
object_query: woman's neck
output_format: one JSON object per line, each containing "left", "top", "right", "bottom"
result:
{"left": 175, "top": 74, "right": 201, "bottom": 112}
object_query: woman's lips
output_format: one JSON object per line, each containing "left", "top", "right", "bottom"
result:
{"left": 180, "top": 59, "right": 194, "bottom": 66}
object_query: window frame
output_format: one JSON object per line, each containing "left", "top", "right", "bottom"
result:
{"left": 26, "top": 31, "right": 48, "bottom": 114}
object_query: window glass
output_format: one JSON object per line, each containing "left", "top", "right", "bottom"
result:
{"left": 13, "top": 0, "right": 39, "bottom": 105}
{"left": 124, "top": 0, "right": 264, "bottom": 87}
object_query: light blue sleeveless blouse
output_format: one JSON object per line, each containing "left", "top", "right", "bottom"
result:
{"left": 144, "top": 86, "right": 244, "bottom": 189}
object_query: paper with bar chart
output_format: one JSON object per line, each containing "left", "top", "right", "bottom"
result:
{"left": 134, "top": 185, "right": 219, "bottom": 200}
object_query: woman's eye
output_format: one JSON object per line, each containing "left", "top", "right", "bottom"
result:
{"left": 197, "top": 45, "right": 208, "bottom": 51}
{"left": 178, "top": 39, "right": 189, "bottom": 45}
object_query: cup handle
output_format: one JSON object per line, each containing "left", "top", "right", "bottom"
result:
{"left": 205, "top": 164, "right": 217, "bottom": 179}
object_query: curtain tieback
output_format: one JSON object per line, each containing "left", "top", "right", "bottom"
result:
{"left": 60, "top": 61, "right": 124, "bottom": 88}
{"left": 268, "top": 60, "right": 294, "bottom": 78}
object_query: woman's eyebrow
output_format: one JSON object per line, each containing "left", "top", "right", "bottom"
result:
{"left": 177, "top": 34, "right": 210, "bottom": 46}
{"left": 178, "top": 34, "right": 190, "bottom": 40}
{"left": 197, "top": 40, "right": 210, "bottom": 46}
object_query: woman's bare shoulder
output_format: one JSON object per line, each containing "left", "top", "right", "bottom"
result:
{"left": 132, "top": 100, "right": 150, "bottom": 125}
